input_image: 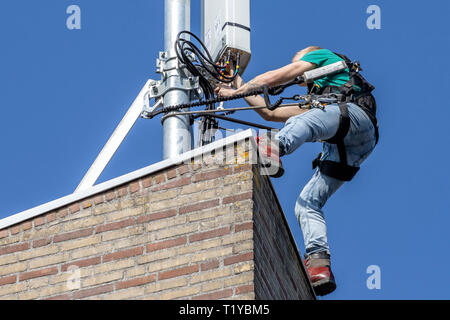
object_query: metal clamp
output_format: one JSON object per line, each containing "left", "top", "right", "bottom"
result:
{"left": 157, "top": 51, "right": 195, "bottom": 74}
{"left": 140, "top": 76, "right": 200, "bottom": 119}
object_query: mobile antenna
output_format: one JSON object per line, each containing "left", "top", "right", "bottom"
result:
{"left": 75, "top": 0, "right": 252, "bottom": 193}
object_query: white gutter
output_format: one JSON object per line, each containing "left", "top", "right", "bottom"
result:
{"left": 0, "top": 129, "right": 255, "bottom": 231}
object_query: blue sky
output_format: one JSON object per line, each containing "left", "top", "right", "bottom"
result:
{"left": 0, "top": 0, "right": 449, "bottom": 300}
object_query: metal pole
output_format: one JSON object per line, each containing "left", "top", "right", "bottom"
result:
{"left": 162, "top": 0, "right": 193, "bottom": 159}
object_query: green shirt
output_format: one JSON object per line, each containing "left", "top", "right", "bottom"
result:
{"left": 300, "top": 49, "right": 359, "bottom": 91}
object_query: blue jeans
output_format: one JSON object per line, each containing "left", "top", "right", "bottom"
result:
{"left": 276, "top": 103, "right": 377, "bottom": 255}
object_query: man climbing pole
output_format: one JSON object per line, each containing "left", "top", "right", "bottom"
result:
{"left": 215, "top": 46, "right": 379, "bottom": 296}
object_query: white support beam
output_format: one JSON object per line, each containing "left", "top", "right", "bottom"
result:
{"left": 75, "top": 80, "right": 152, "bottom": 193}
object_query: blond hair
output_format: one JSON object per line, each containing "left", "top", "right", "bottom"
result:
{"left": 292, "top": 46, "right": 322, "bottom": 62}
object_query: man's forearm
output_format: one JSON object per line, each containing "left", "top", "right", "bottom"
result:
{"left": 234, "top": 76, "right": 270, "bottom": 115}
{"left": 235, "top": 76, "right": 307, "bottom": 123}
{"left": 235, "top": 60, "right": 315, "bottom": 96}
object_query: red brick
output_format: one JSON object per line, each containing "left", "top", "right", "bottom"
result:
{"left": 61, "top": 257, "right": 101, "bottom": 272}
{"left": 53, "top": 228, "right": 93, "bottom": 243}
{"left": 69, "top": 203, "right": 80, "bottom": 214}
{"left": 130, "top": 181, "right": 140, "bottom": 194}
{"left": 200, "top": 260, "right": 219, "bottom": 271}
{"left": 142, "top": 177, "right": 153, "bottom": 188}
{"left": 46, "top": 294, "right": 72, "bottom": 300}
{"left": 94, "top": 195, "right": 104, "bottom": 205}
{"left": 82, "top": 200, "right": 92, "bottom": 209}
{"left": 0, "top": 229, "right": 8, "bottom": 238}
{"left": 224, "top": 252, "right": 254, "bottom": 266}
{"left": 222, "top": 191, "right": 253, "bottom": 205}
{"left": 73, "top": 284, "right": 114, "bottom": 299}
{"left": 69, "top": 203, "right": 81, "bottom": 214}
{"left": 118, "top": 186, "right": 128, "bottom": 197}
{"left": 192, "top": 168, "right": 230, "bottom": 182}
{"left": 233, "top": 164, "right": 252, "bottom": 174}
{"left": 96, "top": 218, "right": 134, "bottom": 233}
{"left": 57, "top": 208, "right": 68, "bottom": 218}
{"left": 103, "top": 246, "right": 143, "bottom": 263}
{"left": 235, "top": 222, "right": 253, "bottom": 232}
{"left": 236, "top": 284, "right": 254, "bottom": 295}
{"left": 19, "top": 267, "right": 58, "bottom": 281}
{"left": 22, "top": 221, "right": 32, "bottom": 231}
{"left": 46, "top": 212, "right": 57, "bottom": 223}
{"left": 34, "top": 216, "right": 45, "bottom": 227}
{"left": 146, "top": 236, "right": 187, "bottom": 252}
{"left": 189, "top": 227, "right": 230, "bottom": 243}
{"left": 10, "top": 225, "right": 21, "bottom": 235}
{"left": 151, "top": 177, "right": 191, "bottom": 192}
{"left": 159, "top": 265, "right": 199, "bottom": 281}
{"left": 0, "top": 275, "right": 16, "bottom": 286}
{"left": 105, "top": 191, "right": 116, "bottom": 201}
{"left": 0, "top": 242, "right": 30, "bottom": 256}
{"left": 179, "top": 199, "right": 220, "bottom": 215}
{"left": 136, "top": 209, "right": 177, "bottom": 224}
{"left": 116, "top": 275, "right": 156, "bottom": 290}
{"left": 166, "top": 168, "right": 177, "bottom": 180}
{"left": 192, "top": 288, "right": 233, "bottom": 300}
{"left": 33, "top": 238, "right": 51, "bottom": 248}
{"left": 177, "top": 164, "right": 190, "bottom": 175}
{"left": 153, "top": 173, "right": 166, "bottom": 185}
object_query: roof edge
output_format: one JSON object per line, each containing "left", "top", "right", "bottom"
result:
{"left": 0, "top": 129, "right": 255, "bottom": 230}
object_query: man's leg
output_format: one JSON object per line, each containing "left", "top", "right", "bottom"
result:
{"left": 279, "top": 103, "right": 377, "bottom": 295}
{"left": 294, "top": 164, "right": 344, "bottom": 296}
{"left": 276, "top": 106, "right": 342, "bottom": 156}
{"left": 295, "top": 169, "right": 344, "bottom": 255}
{"left": 276, "top": 103, "right": 376, "bottom": 253}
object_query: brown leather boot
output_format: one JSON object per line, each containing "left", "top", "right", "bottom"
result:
{"left": 304, "top": 251, "right": 337, "bottom": 296}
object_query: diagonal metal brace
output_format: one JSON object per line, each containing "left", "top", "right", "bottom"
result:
{"left": 75, "top": 79, "right": 154, "bottom": 193}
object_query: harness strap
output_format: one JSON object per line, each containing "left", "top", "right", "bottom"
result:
{"left": 326, "top": 103, "right": 350, "bottom": 166}
{"left": 312, "top": 102, "right": 360, "bottom": 182}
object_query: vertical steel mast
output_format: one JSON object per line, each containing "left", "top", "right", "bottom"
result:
{"left": 162, "top": 0, "right": 193, "bottom": 159}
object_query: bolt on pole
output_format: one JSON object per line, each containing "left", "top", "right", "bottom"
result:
{"left": 162, "top": 0, "right": 193, "bottom": 160}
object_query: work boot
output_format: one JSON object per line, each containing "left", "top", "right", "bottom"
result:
{"left": 256, "top": 133, "right": 284, "bottom": 178}
{"left": 304, "top": 251, "right": 337, "bottom": 296}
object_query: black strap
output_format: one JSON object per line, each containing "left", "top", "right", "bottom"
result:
{"left": 320, "top": 86, "right": 379, "bottom": 145}
{"left": 315, "top": 160, "right": 360, "bottom": 182}
{"left": 326, "top": 103, "right": 350, "bottom": 165}
{"left": 312, "top": 102, "right": 360, "bottom": 181}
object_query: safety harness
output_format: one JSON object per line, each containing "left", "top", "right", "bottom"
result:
{"left": 148, "top": 51, "right": 379, "bottom": 182}
{"left": 310, "top": 53, "right": 379, "bottom": 182}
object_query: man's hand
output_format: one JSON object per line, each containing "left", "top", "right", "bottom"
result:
{"left": 215, "top": 84, "right": 236, "bottom": 98}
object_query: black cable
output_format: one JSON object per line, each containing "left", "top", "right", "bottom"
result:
{"left": 174, "top": 31, "right": 220, "bottom": 145}
{"left": 174, "top": 31, "right": 245, "bottom": 146}
{"left": 171, "top": 31, "right": 306, "bottom": 145}
{"left": 175, "top": 31, "right": 238, "bottom": 84}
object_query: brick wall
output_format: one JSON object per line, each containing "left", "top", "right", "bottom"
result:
{"left": 0, "top": 142, "right": 314, "bottom": 300}
{"left": 252, "top": 166, "right": 315, "bottom": 299}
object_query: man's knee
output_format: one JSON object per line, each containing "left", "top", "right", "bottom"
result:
{"left": 277, "top": 116, "right": 313, "bottom": 155}
{"left": 295, "top": 190, "right": 322, "bottom": 221}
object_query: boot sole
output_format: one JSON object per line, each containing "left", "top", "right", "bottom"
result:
{"left": 270, "top": 166, "right": 284, "bottom": 178}
{"left": 259, "top": 162, "right": 285, "bottom": 178}
{"left": 313, "top": 279, "right": 337, "bottom": 296}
